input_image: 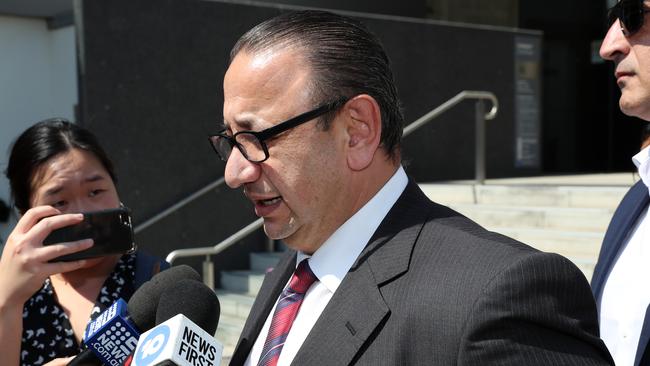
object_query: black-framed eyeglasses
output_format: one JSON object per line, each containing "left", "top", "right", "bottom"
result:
{"left": 209, "top": 97, "right": 348, "bottom": 163}
{"left": 608, "top": 0, "right": 650, "bottom": 37}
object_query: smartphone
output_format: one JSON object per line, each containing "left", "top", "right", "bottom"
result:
{"left": 43, "top": 207, "right": 136, "bottom": 262}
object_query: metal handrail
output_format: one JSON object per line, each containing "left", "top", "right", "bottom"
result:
{"left": 157, "top": 90, "right": 499, "bottom": 287}
{"left": 404, "top": 90, "right": 498, "bottom": 184}
{"left": 402, "top": 90, "right": 498, "bottom": 137}
{"left": 166, "top": 218, "right": 263, "bottom": 263}
{"left": 134, "top": 177, "right": 225, "bottom": 234}
{"left": 166, "top": 218, "right": 264, "bottom": 288}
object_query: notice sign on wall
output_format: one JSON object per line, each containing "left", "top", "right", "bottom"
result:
{"left": 514, "top": 36, "right": 541, "bottom": 168}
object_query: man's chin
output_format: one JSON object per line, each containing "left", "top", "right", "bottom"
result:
{"left": 619, "top": 95, "right": 650, "bottom": 120}
{"left": 262, "top": 219, "right": 296, "bottom": 241}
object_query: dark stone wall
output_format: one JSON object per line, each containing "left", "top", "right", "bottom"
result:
{"left": 75, "top": 0, "right": 539, "bottom": 280}
{"left": 243, "top": 0, "right": 427, "bottom": 18}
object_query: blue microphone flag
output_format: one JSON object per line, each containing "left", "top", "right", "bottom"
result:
{"left": 83, "top": 298, "right": 140, "bottom": 366}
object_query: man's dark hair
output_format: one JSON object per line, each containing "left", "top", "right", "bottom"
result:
{"left": 5, "top": 118, "right": 117, "bottom": 214}
{"left": 230, "top": 10, "right": 404, "bottom": 161}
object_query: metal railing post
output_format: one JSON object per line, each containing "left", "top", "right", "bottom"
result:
{"left": 475, "top": 100, "right": 486, "bottom": 184}
{"left": 202, "top": 254, "right": 214, "bottom": 289}
{"left": 266, "top": 237, "right": 274, "bottom": 252}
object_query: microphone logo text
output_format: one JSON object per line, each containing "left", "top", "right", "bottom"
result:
{"left": 178, "top": 326, "right": 217, "bottom": 366}
{"left": 135, "top": 324, "right": 170, "bottom": 365}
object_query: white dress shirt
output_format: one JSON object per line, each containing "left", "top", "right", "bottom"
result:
{"left": 600, "top": 146, "right": 650, "bottom": 366}
{"left": 244, "top": 166, "right": 408, "bottom": 366}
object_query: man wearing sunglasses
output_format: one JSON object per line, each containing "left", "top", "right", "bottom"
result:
{"left": 218, "top": 10, "right": 613, "bottom": 366}
{"left": 592, "top": 1, "right": 650, "bottom": 365}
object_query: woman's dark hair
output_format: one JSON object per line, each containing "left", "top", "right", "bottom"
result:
{"left": 5, "top": 118, "right": 117, "bottom": 214}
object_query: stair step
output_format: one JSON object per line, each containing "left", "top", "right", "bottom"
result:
{"left": 450, "top": 204, "right": 615, "bottom": 232}
{"left": 214, "top": 291, "right": 257, "bottom": 361}
{"left": 220, "top": 343, "right": 236, "bottom": 366}
{"left": 220, "top": 270, "right": 266, "bottom": 294}
{"left": 250, "top": 252, "right": 284, "bottom": 272}
{"left": 492, "top": 227, "right": 604, "bottom": 259}
{"left": 216, "top": 316, "right": 247, "bottom": 346}
{"left": 217, "top": 291, "right": 256, "bottom": 318}
{"left": 421, "top": 183, "right": 629, "bottom": 208}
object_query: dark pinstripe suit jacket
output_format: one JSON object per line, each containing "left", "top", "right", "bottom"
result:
{"left": 230, "top": 180, "right": 613, "bottom": 365}
{"left": 591, "top": 180, "right": 650, "bottom": 366}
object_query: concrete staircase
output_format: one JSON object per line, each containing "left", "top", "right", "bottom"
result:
{"left": 420, "top": 173, "right": 636, "bottom": 278}
{"left": 216, "top": 252, "right": 285, "bottom": 364}
{"left": 213, "top": 173, "right": 637, "bottom": 363}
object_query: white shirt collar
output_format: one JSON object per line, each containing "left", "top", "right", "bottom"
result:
{"left": 633, "top": 146, "right": 650, "bottom": 193}
{"left": 296, "top": 166, "right": 408, "bottom": 294}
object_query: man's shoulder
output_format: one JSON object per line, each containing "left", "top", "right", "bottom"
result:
{"left": 408, "top": 192, "right": 588, "bottom": 286}
{"left": 388, "top": 180, "right": 540, "bottom": 261}
{"left": 415, "top": 204, "right": 543, "bottom": 267}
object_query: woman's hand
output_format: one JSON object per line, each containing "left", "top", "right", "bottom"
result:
{"left": 43, "top": 356, "right": 74, "bottom": 366}
{"left": 0, "top": 206, "right": 93, "bottom": 308}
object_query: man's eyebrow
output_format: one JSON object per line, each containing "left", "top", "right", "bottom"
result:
{"left": 228, "top": 116, "right": 257, "bottom": 131}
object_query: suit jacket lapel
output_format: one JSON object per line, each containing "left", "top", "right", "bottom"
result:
{"left": 290, "top": 180, "right": 432, "bottom": 366}
{"left": 591, "top": 181, "right": 649, "bottom": 300}
{"left": 635, "top": 306, "right": 650, "bottom": 366}
{"left": 588, "top": 181, "right": 650, "bottom": 366}
{"left": 230, "top": 251, "right": 296, "bottom": 366}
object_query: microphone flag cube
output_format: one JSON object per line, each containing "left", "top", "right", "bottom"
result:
{"left": 83, "top": 298, "right": 140, "bottom": 366}
{"left": 132, "top": 314, "right": 223, "bottom": 366}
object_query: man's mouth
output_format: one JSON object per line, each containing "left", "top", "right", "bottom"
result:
{"left": 254, "top": 196, "right": 283, "bottom": 217}
{"left": 615, "top": 70, "right": 634, "bottom": 80}
{"left": 258, "top": 197, "right": 282, "bottom": 206}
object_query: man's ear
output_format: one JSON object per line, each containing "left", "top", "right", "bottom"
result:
{"left": 345, "top": 95, "right": 382, "bottom": 171}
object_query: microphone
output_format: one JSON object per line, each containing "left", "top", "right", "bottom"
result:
{"left": 127, "top": 264, "right": 202, "bottom": 331}
{"left": 155, "top": 279, "right": 220, "bottom": 335}
{"left": 131, "top": 279, "right": 223, "bottom": 366}
{"left": 132, "top": 314, "right": 223, "bottom": 366}
{"left": 83, "top": 298, "right": 140, "bottom": 365}
{"left": 68, "top": 265, "right": 202, "bottom": 366}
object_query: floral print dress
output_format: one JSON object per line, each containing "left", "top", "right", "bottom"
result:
{"left": 20, "top": 253, "right": 136, "bottom": 365}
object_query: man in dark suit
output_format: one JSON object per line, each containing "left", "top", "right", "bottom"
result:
{"left": 211, "top": 10, "right": 613, "bottom": 366}
{"left": 592, "top": 1, "right": 650, "bottom": 365}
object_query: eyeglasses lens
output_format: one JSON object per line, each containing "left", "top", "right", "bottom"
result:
{"left": 234, "top": 133, "right": 266, "bottom": 162}
{"left": 608, "top": 0, "right": 645, "bottom": 36}
{"left": 210, "top": 136, "right": 232, "bottom": 161}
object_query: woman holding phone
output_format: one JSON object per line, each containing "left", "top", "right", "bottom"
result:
{"left": 0, "top": 118, "right": 168, "bottom": 366}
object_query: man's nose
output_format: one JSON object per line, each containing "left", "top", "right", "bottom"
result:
{"left": 600, "top": 19, "right": 629, "bottom": 61}
{"left": 224, "top": 146, "right": 262, "bottom": 188}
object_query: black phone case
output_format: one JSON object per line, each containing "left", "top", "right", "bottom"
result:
{"left": 43, "top": 207, "right": 136, "bottom": 262}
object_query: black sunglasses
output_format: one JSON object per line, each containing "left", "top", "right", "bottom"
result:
{"left": 209, "top": 97, "right": 349, "bottom": 163}
{"left": 608, "top": 0, "right": 650, "bottom": 36}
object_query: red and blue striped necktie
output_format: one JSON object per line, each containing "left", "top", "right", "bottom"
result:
{"left": 257, "top": 259, "right": 318, "bottom": 366}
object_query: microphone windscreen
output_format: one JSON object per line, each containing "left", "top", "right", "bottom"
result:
{"left": 155, "top": 279, "right": 221, "bottom": 335}
{"left": 127, "top": 265, "right": 201, "bottom": 331}
{"left": 67, "top": 349, "right": 101, "bottom": 366}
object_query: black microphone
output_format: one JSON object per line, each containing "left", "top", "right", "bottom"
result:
{"left": 128, "top": 265, "right": 202, "bottom": 331}
{"left": 68, "top": 265, "right": 202, "bottom": 366}
{"left": 130, "top": 279, "right": 222, "bottom": 366}
{"left": 155, "top": 279, "right": 221, "bottom": 334}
